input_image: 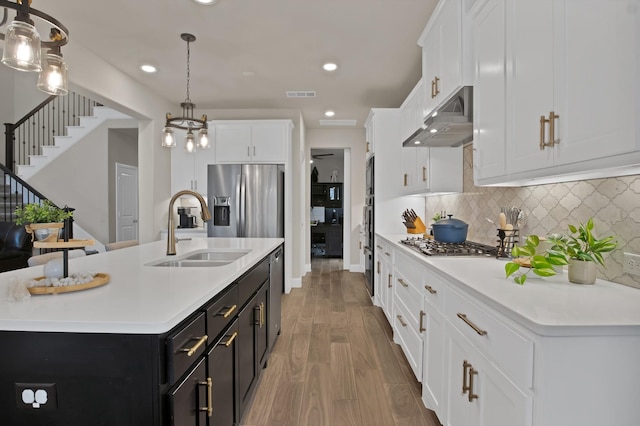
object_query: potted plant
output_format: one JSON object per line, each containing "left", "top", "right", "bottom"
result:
{"left": 505, "top": 234, "right": 568, "bottom": 284}
{"left": 15, "top": 200, "right": 73, "bottom": 242}
{"left": 546, "top": 218, "right": 617, "bottom": 284}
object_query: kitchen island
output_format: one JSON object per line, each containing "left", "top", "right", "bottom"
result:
{"left": 377, "top": 232, "right": 640, "bottom": 426}
{"left": 0, "top": 237, "right": 284, "bottom": 426}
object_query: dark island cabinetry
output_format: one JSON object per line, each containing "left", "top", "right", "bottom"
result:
{"left": 0, "top": 244, "right": 284, "bottom": 426}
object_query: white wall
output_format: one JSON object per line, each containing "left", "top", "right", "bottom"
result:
{"left": 305, "top": 127, "right": 367, "bottom": 272}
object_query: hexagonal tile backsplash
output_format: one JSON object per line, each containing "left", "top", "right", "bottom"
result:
{"left": 425, "top": 145, "right": 640, "bottom": 288}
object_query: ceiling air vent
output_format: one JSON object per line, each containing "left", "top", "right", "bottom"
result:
{"left": 285, "top": 90, "right": 316, "bottom": 98}
{"left": 319, "top": 119, "right": 357, "bottom": 127}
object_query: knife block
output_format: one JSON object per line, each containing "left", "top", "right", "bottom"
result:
{"left": 406, "top": 216, "right": 427, "bottom": 234}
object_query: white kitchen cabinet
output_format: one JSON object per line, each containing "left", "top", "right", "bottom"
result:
{"left": 473, "top": 0, "right": 640, "bottom": 186}
{"left": 421, "top": 298, "right": 445, "bottom": 416}
{"left": 171, "top": 129, "right": 216, "bottom": 195}
{"left": 399, "top": 79, "right": 425, "bottom": 142}
{"left": 375, "top": 239, "right": 394, "bottom": 322}
{"left": 214, "top": 120, "right": 292, "bottom": 164}
{"left": 364, "top": 112, "right": 375, "bottom": 159}
{"left": 365, "top": 109, "right": 401, "bottom": 201}
{"left": 401, "top": 146, "right": 463, "bottom": 195}
{"left": 419, "top": 0, "right": 469, "bottom": 117}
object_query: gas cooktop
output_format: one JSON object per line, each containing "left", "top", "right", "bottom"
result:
{"left": 399, "top": 237, "right": 499, "bottom": 257}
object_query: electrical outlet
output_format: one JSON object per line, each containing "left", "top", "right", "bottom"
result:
{"left": 15, "top": 383, "right": 57, "bottom": 410}
{"left": 623, "top": 253, "right": 640, "bottom": 276}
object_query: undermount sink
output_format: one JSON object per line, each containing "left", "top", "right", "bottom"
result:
{"left": 147, "top": 249, "right": 251, "bottom": 268}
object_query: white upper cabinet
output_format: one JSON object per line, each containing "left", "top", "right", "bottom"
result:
{"left": 419, "top": 0, "right": 470, "bottom": 118}
{"left": 364, "top": 109, "right": 402, "bottom": 200}
{"left": 214, "top": 120, "right": 292, "bottom": 164}
{"left": 171, "top": 128, "right": 216, "bottom": 195}
{"left": 401, "top": 146, "right": 463, "bottom": 196}
{"left": 473, "top": 0, "right": 640, "bottom": 186}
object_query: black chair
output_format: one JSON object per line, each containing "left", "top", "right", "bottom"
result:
{"left": 0, "top": 222, "right": 34, "bottom": 273}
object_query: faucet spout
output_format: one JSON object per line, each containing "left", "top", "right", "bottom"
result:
{"left": 167, "top": 190, "right": 212, "bottom": 255}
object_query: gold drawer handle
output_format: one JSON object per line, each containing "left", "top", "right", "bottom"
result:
{"left": 424, "top": 285, "right": 437, "bottom": 294}
{"left": 181, "top": 335, "right": 208, "bottom": 356}
{"left": 422, "top": 166, "right": 427, "bottom": 182}
{"left": 419, "top": 310, "right": 426, "bottom": 333}
{"left": 396, "top": 315, "right": 408, "bottom": 327}
{"left": 397, "top": 278, "right": 408, "bottom": 288}
{"left": 388, "top": 273, "right": 392, "bottom": 288}
{"left": 376, "top": 245, "right": 383, "bottom": 249}
{"left": 385, "top": 251, "right": 390, "bottom": 257}
{"left": 403, "top": 173, "right": 408, "bottom": 187}
{"left": 457, "top": 313, "right": 487, "bottom": 336}
{"left": 462, "top": 360, "right": 471, "bottom": 394}
{"left": 199, "top": 377, "right": 213, "bottom": 416}
{"left": 221, "top": 304, "right": 237, "bottom": 319}
{"left": 222, "top": 331, "right": 238, "bottom": 347}
{"left": 468, "top": 366, "right": 479, "bottom": 402}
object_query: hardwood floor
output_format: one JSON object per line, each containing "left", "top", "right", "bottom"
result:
{"left": 241, "top": 257, "right": 442, "bottom": 426}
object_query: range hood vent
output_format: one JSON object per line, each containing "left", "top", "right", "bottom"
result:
{"left": 402, "top": 86, "right": 473, "bottom": 148}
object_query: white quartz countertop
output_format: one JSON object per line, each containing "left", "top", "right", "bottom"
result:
{"left": 0, "top": 238, "right": 283, "bottom": 334}
{"left": 379, "top": 233, "right": 640, "bottom": 336}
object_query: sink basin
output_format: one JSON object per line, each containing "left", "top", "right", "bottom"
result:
{"left": 183, "top": 250, "right": 250, "bottom": 262}
{"left": 146, "top": 249, "right": 251, "bottom": 268}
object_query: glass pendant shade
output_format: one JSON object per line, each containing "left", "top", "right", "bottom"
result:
{"left": 1, "top": 21, "right": 42, "bottom": 72}
{"left": 184, "top": 132, "right": 196, "bottom": 152}
{"left": 37, "top": 53, "right": 68, "bottom": 95}
{"left": 161, "top": 127, "right": 176, "bottom": 148}
{"left": 197, "top": 128, "right": 209, "bottom": 149}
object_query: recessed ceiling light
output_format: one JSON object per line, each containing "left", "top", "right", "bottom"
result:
{"left": 430, "top": 129, "right": 438, "bottom": 133}
{"left": 323, "top": 63, "right": 338, "bottom": 71}
{"left": 192, "top": 0, "right": 217, "bottom": 5}
{"left": 414, "top": 140, "right": 421, "bottom": 145}
{"left": 324, "top": 110, "right": 335, "bottom": 117}
{"left": 140, "top": 64, "right": 157, "bottom": 73}
{"left": 310, "top": 160, "right": 314, "bottom": 164}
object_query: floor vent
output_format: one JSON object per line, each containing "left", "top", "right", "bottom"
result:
{"left": 319, "top": 119, "right": 357, "bottom": 126}
{"left": 285, "top": 90, "right": 316, "bottom": 98}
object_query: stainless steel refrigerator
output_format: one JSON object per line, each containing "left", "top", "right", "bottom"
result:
{"left": 207, "top": 164, "right": 284, "bottom": 238}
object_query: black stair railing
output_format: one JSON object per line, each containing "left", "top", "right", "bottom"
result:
{"left": 4, "top": 91, "right": 102, "bottom": 173}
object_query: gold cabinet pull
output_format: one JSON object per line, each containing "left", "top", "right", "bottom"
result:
{"left": 457, "top": 313, "right": 487, "bottom": 336}
{"left": 199, "top": 377, "right": 213, "bottom": 416}
{"left": 422, "top": 166, "right": 427, "bottom": 182}
{"left": 540, "top": 115, "right": 549, "bottom": 150}
{"left": 550, "top": 111, "right": 560, "bottom": 146}
{"left": 385, "top": 251, "right": 390, "bottom": 257}
{"left": 431, "top": 79, "right": 436, "bottom": 98}
{"left": 366, "top": 142, "right": 370, "bottom": 153}
{"left": 419, "top": 310, "right": 426, "bottom": 333}
{"left": 396, "top": 315, "right": 408, "bottom": 327}
{"left": 468, "top": 366, "right": 479, "bottom": 402}
{"left": 222, "top": 331, "right": 238, "bottom": 347}
{"left": 424, "top": 284, "right": 437, "bottom": 294}
{"left": 359, "top": 241, "right": 362, "bottom": 249}
{"left": 259, "top": 302, "right": 265, "bottom": 328}
{"left": 403, "top": 173, "right": 408, "bottom": 187}
{"left": 220, "top": 304, "right": 237, "bottom": 319}
{"left": 462, "top": 360, "right": 471, "bottom": 394}
{"left": 181, "top": 335, "right": 208, "bottom": 357}
{"left": 388, "top": 273, "right": 392, "bottom": 288}
{"left": 377, "top": 261, "right": 381, "bottom": 274}
{"left": 376, "top": 245, "right": 383, "bottom": 249}
{"left": 434, "top": 76, "right": 440, "bottom": 97}
{"left": 397, "top": 278, "right": 409, "bottom": 288}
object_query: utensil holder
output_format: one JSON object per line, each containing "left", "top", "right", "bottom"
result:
{"left": 407, "top": 217, "right": 427, "bottom": 234}
{"left": 496, "top": 228, "right": 519, "bottom": 258}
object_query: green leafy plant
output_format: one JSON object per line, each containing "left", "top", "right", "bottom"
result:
{"left": 14, "top": 200, "right": 73, "bottom": 226}
{"left": 505, "top": 235, "right": 568, "bottom": 285}
{"left": 432, "top": 212, "right": 442, "bottom": 222}
{"left": 546, "top": 218, "right": 617, "bottom": 266}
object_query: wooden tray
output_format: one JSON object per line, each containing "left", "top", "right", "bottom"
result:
{"left": 33, "top": 239, "right": 95, "bottom": 249}
{"left": 27, "top": 273, "right": 110, "bottom": 295}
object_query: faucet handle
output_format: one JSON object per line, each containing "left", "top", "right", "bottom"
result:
{"left": 176, "top": 237, "right": 192, "bottom": 243}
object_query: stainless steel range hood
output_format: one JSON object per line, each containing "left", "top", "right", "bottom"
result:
{"left": 402, "top": 86, "right": 473, "bottom": 148}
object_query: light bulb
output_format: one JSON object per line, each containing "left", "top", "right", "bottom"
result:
{"left": 37, "top": 53, "right": 69, "bottom": 95}
{"left": 162, "top": 127, "right": 176, "bottom": 147}
{"left": 197, "top": 129, "right": 209, "bottom": 149}
{"left": 184, "top": 132, "right": 196, "bottom": 152}
{"left": 1, "top": 21, "right": 42, "bottom": 72}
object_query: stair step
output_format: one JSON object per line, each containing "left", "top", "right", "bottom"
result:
{"left": 28, "top": 155, "right": 50, "bottom": 168}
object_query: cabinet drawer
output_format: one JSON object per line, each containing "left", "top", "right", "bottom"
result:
{"left": 167, "top": 312, "right": 207, "bottom": 384}
{"left": 393, "top": 301, "right": 423, "bottom": 381}
{"left": 205, "top": 284, "right": 239, "bottom": 342}
{"left": 445, "top": 287, "right": 533, "bottom": 387}
{"left": 423, "top": 267, "right": 446, "bottom": 311}
{"left": 239, "top": 259, "right": 269, "bottom": 307}
{"left": 395, "top": 250, "right": 423, "bottom": 288}
{"left": 394, "top": 268, "right": 423, "bottom": 328}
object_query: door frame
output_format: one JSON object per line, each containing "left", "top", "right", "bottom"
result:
{"left": 115, "top": 162, "right": 139, "bottom": 242}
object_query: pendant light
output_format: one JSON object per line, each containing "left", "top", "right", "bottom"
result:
{"left": 162, "top": 33, "right": 209, "bottom": 152}
{"left": 0, "top": 0, "right": 70, "bottom": 95}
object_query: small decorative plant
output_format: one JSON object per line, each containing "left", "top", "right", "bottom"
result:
{"left": 546, "top": 218, "right": 617, "bottom": 266}
{"left": 15, "top": 200, "right": 73, "bottom": 226}
{"left": 505, "top": 235, "right": 568, "bottom": 285}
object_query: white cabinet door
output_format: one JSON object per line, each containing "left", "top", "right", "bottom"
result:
{"left": 364, "top": 111, "right": 375, "bottom": 158}
{"left": 250, "top": 122, "right": 287, "bottom": 163}
{"left": 422, "top": 302, "right": 445, "bottom": 416}
{"left": 193, "top": 146, "right": 216, "bottom": 196}
{"left": 215, "top": 124, "right": 252, "bottom": 163}
{"left": 472, "top": 0, "right": 507, "bottom": 182}
{"left": 553, "top": 0, "right": 638, "bottom": 166}
{"left": 401, "top": 147, "right": 462, "bottom": 195}
{"left": 171, "top": 139, "right": 197, "bottom": 193}
{"left": 445, "top": 326, "right": 533, "bottom": 426}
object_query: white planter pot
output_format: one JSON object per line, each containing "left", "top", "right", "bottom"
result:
{"left": 568, "top": 259, "right": 597, "bottom": 285}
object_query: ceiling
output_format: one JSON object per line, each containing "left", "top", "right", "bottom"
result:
{"left": 31, "top": 0, "right": 438, "bottom": 128}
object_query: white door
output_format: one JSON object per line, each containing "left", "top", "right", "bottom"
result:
{"left": 116, "top": 163, "right": 138, "bottom": 241}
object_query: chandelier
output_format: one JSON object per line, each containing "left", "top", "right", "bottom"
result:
{"left": 162, "top": 33, "right": 209, "bottom": 152}
{"left": 0, "top": 0, "right": 70, "bottom": 95}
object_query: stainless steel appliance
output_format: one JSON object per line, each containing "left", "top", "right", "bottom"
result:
{"left": 364, "top": 156, "right": 374, "bottom": 296}
{"left": 268, "top": 246, "right": 283, "bottom": 348}
{"left": 207, "top": 164, "right": 284, "bottom": 238}
{"left": 399, "top": 237, "right": 498, "bottom": 257}
{"left": 177, "top": 207, "right": 196, "bottom": 228}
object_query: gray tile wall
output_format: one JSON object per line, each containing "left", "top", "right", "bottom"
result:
{"left": 425, "top": 145, "right": 640, "bottom": 288}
